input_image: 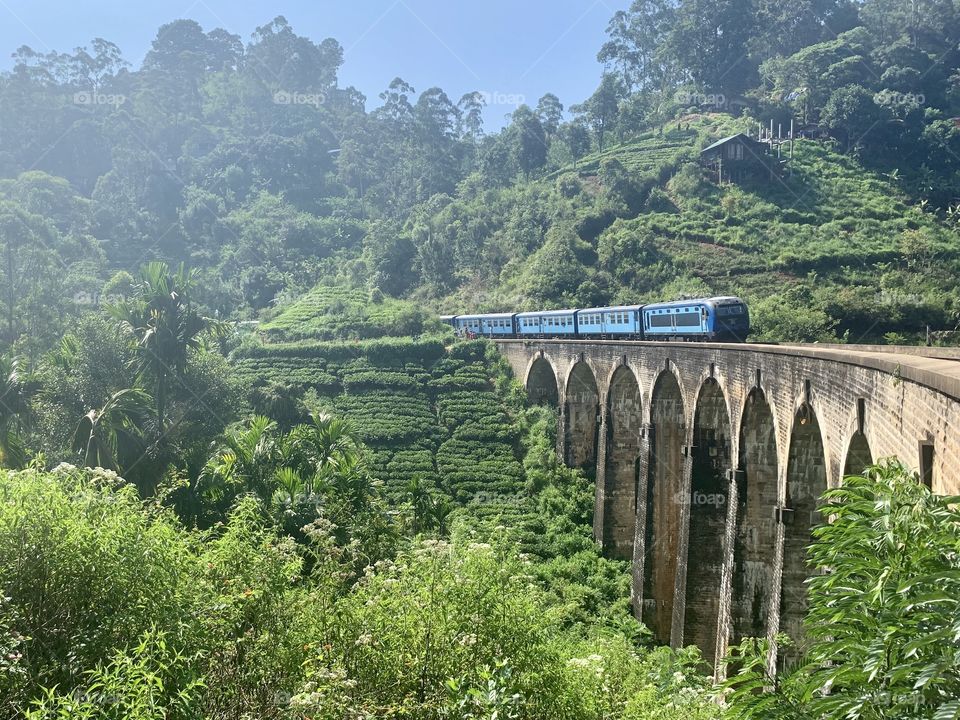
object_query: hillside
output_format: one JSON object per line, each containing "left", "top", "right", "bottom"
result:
{"left": 370, "top": 113, "right": 958, "bottom": 344}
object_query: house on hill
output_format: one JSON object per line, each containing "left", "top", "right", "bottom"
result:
{"left": 699, "top": 133, "right": 770, "bottom": 184}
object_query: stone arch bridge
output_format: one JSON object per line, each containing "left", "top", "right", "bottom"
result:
{"left": 495, "top": 339, "right": 960, "bottom": 674}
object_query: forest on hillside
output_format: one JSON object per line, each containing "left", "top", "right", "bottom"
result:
{"left": 2, "top": 0, "right": 960, "bottom": 717}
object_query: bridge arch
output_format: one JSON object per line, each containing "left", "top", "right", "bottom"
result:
{"left": 642, "top": 368, "right": 687, "bottom": 645}
{"left": 779, "top": 397, "right": 828, "bottom": 666}
{"left": 524, "top": 354, "right": 560, "bottom": 407}
{"left": 683, "top": 376, "right": 733, "bottom": 666}
{"left": 564, "top": 360, "right": 600, "bottom": 472}
{"left": 730, "top": 387, "right": 780, "bottom": 651}
{"left": 601, "top": 364, "right": 644, "bottom": 559}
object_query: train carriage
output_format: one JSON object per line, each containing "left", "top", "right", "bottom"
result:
{"left": 452, "top": 313, "right": 516, "bottom": 338}
{"left": 642, "top": 296, "right": 749, "bottom": 342}
{"left": 516, "top": 309, "right": 578, "bottom": 338}
{"left": 576, "top": 305, "right": 643, "bottom": 339}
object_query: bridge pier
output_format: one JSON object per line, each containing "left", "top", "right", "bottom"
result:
{"left": 630, "top": 424, "right": 652, "bottom": 619}
{"left": 596, "top": 365, "right": 644, "bottom": 559}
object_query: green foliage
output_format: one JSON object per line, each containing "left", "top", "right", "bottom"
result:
{"left": 725, "top": 460, "right": 960, "bottom": 719}
{"left": 108, "top": 261, "right": 227, "bottom": 434}
{"left": 1, "top": 463, "right": 720, "bottom": 720}
{"left": 0, "top": 356, "right": 36, "bottom": 469}
{"left": 0, "top": 466, "right": 206, "bottom": 713}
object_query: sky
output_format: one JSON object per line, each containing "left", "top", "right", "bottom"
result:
{"left": 0, "top": 0, "right": 629, "bottom": 129}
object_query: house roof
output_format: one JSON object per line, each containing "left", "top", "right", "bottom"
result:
{"left": 700, "top": 133, "right": 754, "bottom": 154}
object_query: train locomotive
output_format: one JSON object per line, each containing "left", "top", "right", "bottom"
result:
{"left": 442, "top": 296, "right": 750, "bottom": 343}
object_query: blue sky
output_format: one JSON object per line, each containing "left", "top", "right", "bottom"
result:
{"left": 0, "top": 0, "right": 629, "bottom": 129}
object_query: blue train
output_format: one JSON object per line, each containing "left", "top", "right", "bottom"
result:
{"left": 441, "top": 296, "right": 750, "bottom": 342}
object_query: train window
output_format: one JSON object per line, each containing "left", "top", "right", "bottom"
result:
{"left": 649, "top": 312, "right": 672, "bottom": 328}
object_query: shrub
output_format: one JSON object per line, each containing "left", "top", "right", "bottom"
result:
{"left": 725, "top": 460, "right": 960, "bottom": 719}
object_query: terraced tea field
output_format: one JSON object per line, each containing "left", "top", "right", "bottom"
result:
{"left": 232, "top": 338, "right": 526, "bottom": 514}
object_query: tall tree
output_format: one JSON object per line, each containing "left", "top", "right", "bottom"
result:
{"left": 572, "top": 74, "right": 623, "bottom": 151}
{"left": 536, "top": 93, "right": 564, "bottom": 137}
{"left": 665, "top": 0, "right": 759, "bottom": 95}
{"left": 457, "top": 91, "right": 486, "bottom": 140}
{"left": 508, "top": 105, "right": 548, "bottom": 177}
{"left": 598, "top": 0, "right": 679, "bottom": 93}
{"left": 109, "top": 262, "right": 223, "bottom": 434}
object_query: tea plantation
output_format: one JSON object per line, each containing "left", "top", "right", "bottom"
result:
{"left": 233, "top": 336, "right": 527, "bottom": 522}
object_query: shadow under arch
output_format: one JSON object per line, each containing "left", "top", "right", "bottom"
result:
{"left": 602, "top": 365, "right": 643, "bottom": 560}
{"left": 526, "top": 357, "right": 559, "bottom": 407}
{"left": 683, "top": 377, "right": 732, "bottom": 666}
{"left": 731, "top": 388, "right": 779, "bottom": 649}
{"left": 565, "top": 361, "right": 600, "bottom": 474}
{"left": 642, "top": 370, "right": 686, "bottom": 645}
{"left": 843, "top": 432, "right": 873, "bottom": 477}
{"left": 779, "top": 400, "right": 827, "bottom": 668}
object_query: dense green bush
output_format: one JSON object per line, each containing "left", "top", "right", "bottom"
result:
{"left": 725, "top": 460, "right": 960, "bottom": 719}
{"left": 2, "top": 465, "right": 722, "bottom": 720}
{"left": 1, "top": 467, "right": 315, "bottom": 720}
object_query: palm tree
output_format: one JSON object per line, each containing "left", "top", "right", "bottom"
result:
{"left": 108, "top": 262, "right": 226, "bottom": 434}
{"left": 198, "top": 415, "right": 279, "bottom": 508}
{"left": 283, "top": 414, "right": 371, "bottom": 507}
{"left": 71, "top": 388, "right": 151, "bottom": 471}
{"left": 288, "top": 414, "right": 362, "bottom": 470}
{"left": 0, "top": 356, "right": 35, "bottom": 468}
